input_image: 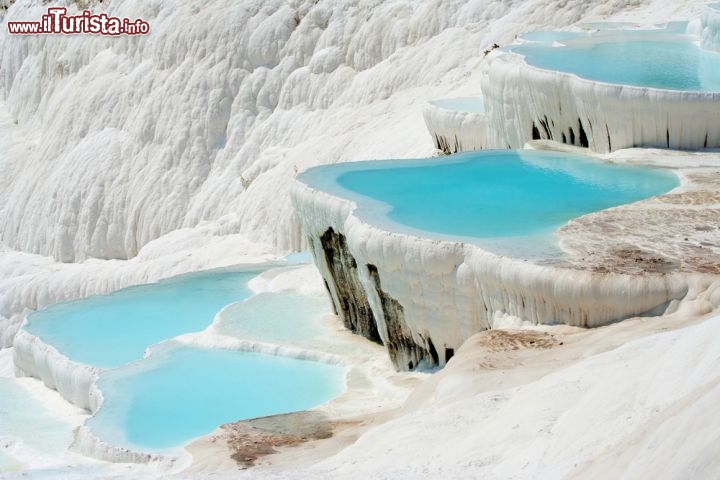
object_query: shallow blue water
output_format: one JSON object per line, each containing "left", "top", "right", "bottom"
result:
{"left": 299, "top": 150, "right": 678, "bottom": 245}
{"left": 512, "top": 33, "right": 720, "bottom": 91}
{"left": 88, "top": 345, "right": 345, "bottom": 451}
{"left": 25, "top": 269, "right": 259, "bottom": 368}
{"left": 216, "top": 291, "right": 329, "bottom": 345}
{"left": 429, "top": 97, "right": 485, "bottom": 113}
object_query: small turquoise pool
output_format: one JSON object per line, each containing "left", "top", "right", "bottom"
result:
{"left": 87, "top": 345, "right": 345, "bottom": 451}
{"left": 511, "top": 30, "right": 720, "bottom": 91}
{"left": 25, "top": 269, "right": 259, "bottom": 368}
{"left": 298, "top": 150, "right": 678, "bottom": 253}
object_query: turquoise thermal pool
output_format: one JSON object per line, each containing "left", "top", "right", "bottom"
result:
{"left": 24, "top": 269, "right": 259, "bottom": 368}
{"left": 429, "top": 97, "right": 485, "bottom": 113}
{"left": 298, "top": 150, "right": 678, "bottom": 253}
{"left": 87, "top": 345, "right": 345, "bottom": 451}
{"left": 22, "top": 263, "right": 348, "bottom": 454}
{"left": 511, "top": 30, "right": 720, "bottom": 91}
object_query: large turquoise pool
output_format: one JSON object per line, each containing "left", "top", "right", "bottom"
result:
{"left": 512, "top": 30, "right": 720, "bottom": 91}
{"left": 87, "top": 345, "right": 345, "bottom": 451}
{"left": 298, "top": 150, "right": 678, "bottom": 253}
{"left": 24, "top": 269, "right": 259, "bottom": 368}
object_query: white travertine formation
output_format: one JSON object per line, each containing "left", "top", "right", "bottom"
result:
{"left": 13, "top": 327, "right": 100, "bottom": 411}
{"left": 72, "top": 424, "right": 186, "bottom": 469}
{"left": 481, "top": 49, "right": 720, "bottom": 153}
{"left": 422, "top": 98, "right": 490, "bottom": 153}
{"left": 702, "top": 3, "right": 720, "bottom": 51}
{"left": 2, "top": 0, "right": 720, "bottom": 474}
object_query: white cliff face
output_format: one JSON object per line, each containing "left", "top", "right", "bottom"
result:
{"left": 0, "top": 0, "right": 705, "bottom": 263}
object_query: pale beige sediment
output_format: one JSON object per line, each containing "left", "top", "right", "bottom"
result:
{"left": 557, "top": 168, "right": 720, "bottom": 275}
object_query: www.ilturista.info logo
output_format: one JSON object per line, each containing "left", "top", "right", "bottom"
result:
{"left": 7, "top": 7, "right": 150, "bottom": 35}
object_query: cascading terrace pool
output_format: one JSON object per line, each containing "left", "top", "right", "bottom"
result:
{"left": 510, "top": 30, "right": 720, "bottom": 92}
{"left": 298, "top": 150, "right": 678, "bottom": 258}
{"left": 16, "top": 266, "right": 346, "bottom": 455}
{"left": 87, "top": 344, "right": 344, "bottom": 452}
{"left": 482, "top": 23, "right": 720, "bottom": 151}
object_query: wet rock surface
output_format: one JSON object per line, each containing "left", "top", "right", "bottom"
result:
{"left": 318, "top": 228, "right": 381, "bottom": 343}
{"left": 217, "top": 411, "right": 348, "bottom": 468}
{"left": 559, "top": 170, "right": 720, "bottom": 274}
{"left": 471, "top": 330, "right": 560, "bottom": 353}
{"left": 367, "top": 265, "right": 429, "bottom": 370}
